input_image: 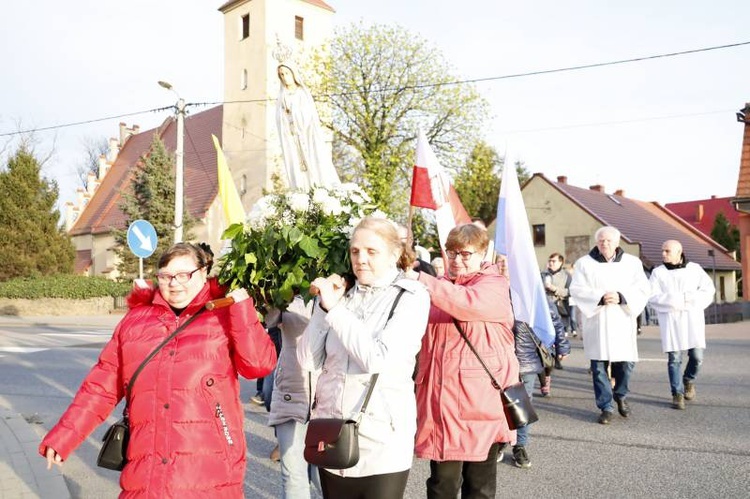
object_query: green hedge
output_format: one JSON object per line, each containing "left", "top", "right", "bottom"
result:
{"left": 0, "top": 275, "right": 131, "bottom": 300}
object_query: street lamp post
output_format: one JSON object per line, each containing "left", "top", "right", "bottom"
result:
{"left": 158, "top": 81, "right": 185, "bottom": 243}
{"left": 707, "top": 249, "right": 718, "bottom": 324}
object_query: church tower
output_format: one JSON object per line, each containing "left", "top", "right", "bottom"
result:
{"left": 218, "top": 0, "right": 334, "bottom": 207}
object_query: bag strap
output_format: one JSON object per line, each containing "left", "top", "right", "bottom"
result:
{"left": 357, "top": 288, "right": 406, "bottom": 422}
{"left": 453, "top": 318, "right": 502, "bottom": 392}
{"left": 125, "top": 306, "right": 207, "bottom": 410}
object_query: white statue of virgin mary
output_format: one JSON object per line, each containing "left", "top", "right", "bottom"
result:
{"left": 275, "top": 63, "right": 340, "bottom": 190}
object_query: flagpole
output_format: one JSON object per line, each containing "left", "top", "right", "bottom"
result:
{"left": 406, "top": 205, "right": 415, "bottom": 247}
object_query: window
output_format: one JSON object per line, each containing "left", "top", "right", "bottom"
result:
{"left": 532, "top": 224, "right": 546, "bottom": 246}
{"left": 240, "top": 68, "right": 247, "bottom": 90}
{"left": 295, "top": 16, "right": 304, "bottom": 40}
{"left": 240, "top": 14, "right": 250, "bottom": 40}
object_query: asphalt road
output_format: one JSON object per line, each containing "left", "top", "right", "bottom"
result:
{"left": 1, "top": 320, "right": 748, "bottom": 498}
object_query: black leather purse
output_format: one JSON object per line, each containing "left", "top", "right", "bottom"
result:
{"left": 97, "top": 307, "right": 205, "bottom": 471}
{"left": 453, "top": 318, "right": 539, "bottom": 430}
{"left": 304, "top": 289, "right": 405, "bottom": 469}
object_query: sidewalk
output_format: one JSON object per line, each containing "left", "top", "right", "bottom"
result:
{"left": 0, "top": 314, "right": 123, "bottom": 329}
{"left": 0, "top": 406, "right": 70, "bottom": 499}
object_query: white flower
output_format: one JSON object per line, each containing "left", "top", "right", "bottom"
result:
{"left": 312, "top": 188, "right": 330, "bottom": 204}
{"left": 288, "top": 192, "right": 310, "bottom": 213}
{"left": 320, "top": 196, "right": 344, "bottom": 216}
{"left": 246, "top": 195, "right": 278, "bottom": 229}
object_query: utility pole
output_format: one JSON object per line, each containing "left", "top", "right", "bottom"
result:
{"left": 158, "top": 81, "right": 185, "bottom": 243}
{"left": 174, "top": 97, "right": 185, "bottom": 243}
{"left": 708, "top": 249, "right": 718, "bottom": 324}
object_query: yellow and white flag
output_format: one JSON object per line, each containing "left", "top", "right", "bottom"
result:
{"left": 212, "top": 134, "right": 245, "bottom": 225}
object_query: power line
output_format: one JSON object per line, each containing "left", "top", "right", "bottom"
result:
{"left": 2, "top": 40, "right": 749, "bottom": 137}
{"left": 0, "top": 106, "right": 174, "bottom": 138}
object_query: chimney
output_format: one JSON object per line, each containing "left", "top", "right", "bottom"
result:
{"left": 557, "top": 175, "right": 568, "bottom": 184}
{"left": 696, "top": 204, "right": 704, "bottom": 222}
{"left": 119, "top": 123, "right": 140, "bottom": 145}
{"left": 614, "top": 189, "right": 624, "bottom": 197}
{"left": 711, "top": 195, "right": 717, "bottom": 199}
{"left": 589, "top": 184, "right": 604, "bottom": 193}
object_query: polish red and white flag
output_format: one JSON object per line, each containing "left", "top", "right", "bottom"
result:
{"left": 409, "top": 130, "right": 471, "bottom": 249}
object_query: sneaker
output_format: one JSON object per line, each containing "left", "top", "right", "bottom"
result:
{"left": 250, "top": 393, "right": 265, "bottom": 405}
{"left": 684, "top": 381, "right": 696, "bottom": 401}
{"left": 615, "top": 397, "right": 630, "bottom": 418}
{"left": 672, "top": 394, "right": 685, "bottom": 410}
{"left": 496, "top": 442, "right": 507, "bottom": 463}
{"left": 598, "top": 410, "right": 613, "bottom": 425}
{"left": 512, "top": 445, "right": 531, "bottom": 469}
{"left": 540, "top": 376, "right": 551, "bottom": 397}
{"left": 571, "top": 330, "right": 578, "bottom": 338}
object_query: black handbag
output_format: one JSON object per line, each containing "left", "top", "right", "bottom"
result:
{"left": 97, "top": 307, "right": 205, "bottom": 471}
{"left": 453, "top": 318, "right": 539, "bottom": 430}
{"left": 304, "top": 289, "right": 404, "bottom": 469}
{"left": 516, "top": 320, "right": 554, "bottom": 370}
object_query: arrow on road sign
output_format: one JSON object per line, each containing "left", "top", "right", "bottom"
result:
{"left": 131, "top": 225, "right": 154, "bottom": 252}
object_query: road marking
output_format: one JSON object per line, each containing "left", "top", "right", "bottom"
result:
{"left": 0, "top": 347, "right": 48, "bottom": 354}
{"left": 40, "top": 331, "right": 111, "bottom": 338}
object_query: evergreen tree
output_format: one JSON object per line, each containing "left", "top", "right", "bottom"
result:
{"left": 454, "top": 141, "right": 502, "bottom": 226}
{"left": 0, "top": 146, "right": 74, "bottom": 280}
{"left": 114, "top": 135, "right": 195, "bottom": 280}
{"left": 710, "top": 212, "right": 741, "bottom": 260}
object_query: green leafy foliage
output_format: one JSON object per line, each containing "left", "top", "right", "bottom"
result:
{"left": 0, "top": 275, "right": 130, "bottom": 299}
{"left": 0, "top": 146, "right": 74, "bottom": 280}
{"left": 454, "top": 141, "right": 503, "bottom": 226}
{"left": 310, "top": 22, "right": 490, "bottom": 215}
{"left": 113, "top": 134, "right": 195, "bottom": 280}
{"left": 217, "top": 184, "right": 381, "bottom": 311}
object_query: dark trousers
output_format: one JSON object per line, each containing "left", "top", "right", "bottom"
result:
{"left": 426, "top": 442, "right": 500, "bottom": 499}
{"left": 319, "top": 468, "right": 409, "bottom": 499}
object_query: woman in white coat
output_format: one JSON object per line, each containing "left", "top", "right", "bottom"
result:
{"left": 297, "top": 217, "right": 430, "bottom": 499}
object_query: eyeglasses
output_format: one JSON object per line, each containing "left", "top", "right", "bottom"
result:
{"left": 446, "top": 250, "right": 476, "bottom": 260}
{"left": 156, "top": 267, "right": 203, "bottom": 285}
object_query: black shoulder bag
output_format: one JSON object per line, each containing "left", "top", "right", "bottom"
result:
{"left": 303, "top": 288, "right": 405, "bottom": 469}
{"left": 453, "top": 318, "right": 539, "bottom": 430}
{"left": 97, "top": 306, "right": 206, "bottom": 471}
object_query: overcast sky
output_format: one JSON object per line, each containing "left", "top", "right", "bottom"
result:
{"left": 2, "top": 0, "right": 748, "bottom": 210}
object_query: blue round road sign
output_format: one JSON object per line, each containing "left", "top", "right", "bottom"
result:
{"left": 127, "top": 220, "right": 158, "bottom": 258}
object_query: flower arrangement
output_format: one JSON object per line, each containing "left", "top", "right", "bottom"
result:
{"left": 217, "top": 183, "right": 383, "bottom": 311}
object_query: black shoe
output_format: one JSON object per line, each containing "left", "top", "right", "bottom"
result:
{"left": 598, "top": 410, "right": 613, "bottom": 425}
{"left": 615, "top": 398, "right": 630, "bottom": 418}
{"left": 512, "top": 445, "right": 531, "bottom": 469}
{"left": 554, "top": 359, "right": 563, "bottom": 370}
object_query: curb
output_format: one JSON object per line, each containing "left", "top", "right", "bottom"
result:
{"left": 0, "top": 406, "right": 71, "bottom": 498}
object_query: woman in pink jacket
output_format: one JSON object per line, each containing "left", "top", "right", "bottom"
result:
{"left": 39, "top": 242, "right": 277, "bottom": 498}
{"left": 406, "top": 224, "right": 519, "bottom": 499}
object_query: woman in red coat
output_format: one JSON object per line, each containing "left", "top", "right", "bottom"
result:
{"left": 406, "top": 224, "right": 519, "bottom": 499}
{"left": 39, "top": 242, "right": 277, "bottom": 498}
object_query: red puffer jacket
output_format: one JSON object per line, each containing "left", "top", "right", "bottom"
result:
{"left": 39, "top": 279, "right": 276, "bottom": 498}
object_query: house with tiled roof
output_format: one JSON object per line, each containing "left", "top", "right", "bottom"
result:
{"left": 520, "top": 173, "right": 742, "bottom": 303}
{"left": 665, "top": 196, "right": 741, "bottom": 243}
{"left": 733, "top": 102, "right": 750, "bottom": 300}
{"left": 66, "top": 107, "right": 227, "bottom": 277}
{"left": 64, "top": 0, "right": 335, "bottom": 278}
